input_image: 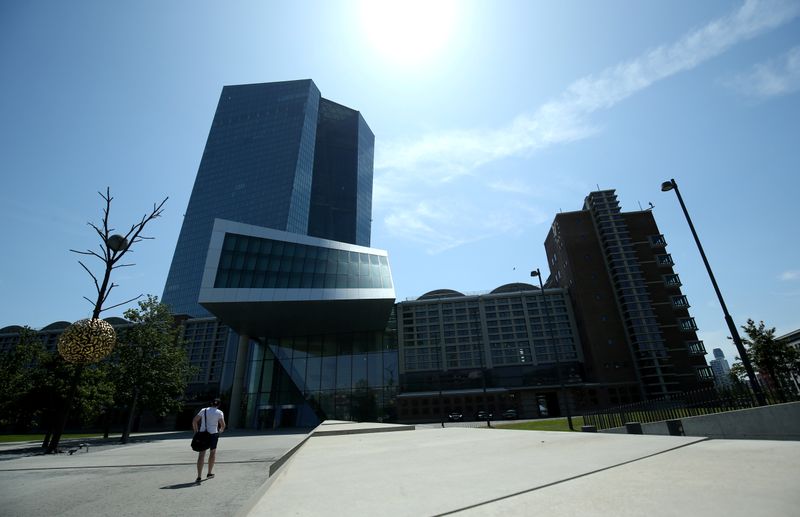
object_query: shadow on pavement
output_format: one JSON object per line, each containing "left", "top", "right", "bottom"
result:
{"left": 161, "top": 481, "right": 204, "bottom": 490}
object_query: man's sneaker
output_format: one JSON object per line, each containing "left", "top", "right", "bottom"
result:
{"left": 207, "top": 473, "right": 215, "bottom": 479}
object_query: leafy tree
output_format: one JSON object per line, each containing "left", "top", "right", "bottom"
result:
{"left": 0, "top": 328, "right": 47, "bottom": 431}
{"left": 0, "top": 328, "right": 115, "bottom": 435}
{"left": 112, "top": 296, "right": 194, "bottom": 443}
{"left": 75, "top": 362, "right": 116, "bottom": 426}
{"left": 735, "top": 319, "right": 800, "bottom": 400}
{"left": 728, "top": 361, "right": 748, "bottom": 386}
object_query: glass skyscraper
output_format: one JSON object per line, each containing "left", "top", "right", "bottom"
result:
{"left": 163, "top": 79, "right": 374, "bottom": 318}
{"left": 162, "top": 80, "right": 395, "bottom": 429}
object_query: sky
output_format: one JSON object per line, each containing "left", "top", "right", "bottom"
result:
{"left": 1, "top": 0, "right": 798, "bottom": 365}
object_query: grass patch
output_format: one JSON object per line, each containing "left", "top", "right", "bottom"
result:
{"left": 495, "top": 416, "right": 584, "bottom": 432}
{"left": 0, "top": 433, "right": 109, "bottom": 443}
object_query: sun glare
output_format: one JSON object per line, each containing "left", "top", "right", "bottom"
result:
{"left": 360, "top": 0, "right": 457, "bottom": 66}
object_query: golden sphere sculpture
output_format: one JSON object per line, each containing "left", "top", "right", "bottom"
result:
{"left": 58, "top": 318, "right": 117, "bottom": 364}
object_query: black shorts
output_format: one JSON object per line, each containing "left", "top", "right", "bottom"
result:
{"left": 208, "top": 433, "right": 220, "bottom": 450}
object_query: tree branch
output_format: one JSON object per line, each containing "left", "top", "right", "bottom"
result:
{"left": 72, "top": 189, "right": 167, "bottom": 318}
{"left": 100, "top": 294, "right": 144, "bottom": 313}
{"left": 88, "top": 221, "right": 106, "bottom": 242}
{"left": 77, "top": 260, "right": 100, "bottom": 294}
{"left": 70, "top": 249, "right": 105, "bottom": 261}
{"left": 102, "top": 283, "right": 117, "bottom": 305}
{"left": 111, "top": 197, "right": 167, "bottom": 266}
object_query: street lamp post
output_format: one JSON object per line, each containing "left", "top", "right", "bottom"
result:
{"left": 661, "top": 178, "right": 765, "bottom": 405}
{"left": 531, "top": 268, "right": 574, "bottom": 430}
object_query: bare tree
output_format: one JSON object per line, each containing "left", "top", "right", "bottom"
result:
{"left": 70, "top": 188, "right": 168, "bottom": 319}
{"left": 45, "top": 188, "right": 167, "bottom": 453}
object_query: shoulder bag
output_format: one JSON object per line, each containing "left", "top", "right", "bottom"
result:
{"left": 191, "top": 409, "right": 212, "bottom": 452}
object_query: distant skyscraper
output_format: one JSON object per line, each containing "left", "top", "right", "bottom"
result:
{"left": 544, "top": 189, "right": 713, "bottom": 405}
{"left": 710, "top": 347, "right": 732, "bottom": 388}
{"left": 162, "top": 79, "right": 374, "bottom": 317}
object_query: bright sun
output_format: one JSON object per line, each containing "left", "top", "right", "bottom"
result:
{"left": 359, "top": 0, "right": 458, "bottom": 66}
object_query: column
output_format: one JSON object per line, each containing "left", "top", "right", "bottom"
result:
{"left": 228, "top": 334, "right": 250, "bottom": 430}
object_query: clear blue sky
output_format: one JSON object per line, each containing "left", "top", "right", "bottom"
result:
{"left": 2, "top": 0, "right": 798, "bottom": 365}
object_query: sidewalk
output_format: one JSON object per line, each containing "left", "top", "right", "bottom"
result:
{"left": 3, "top": 424, "right": 798, "bottom": 516}
{"left": 244, "top": 422, "right": 800, "bottom": 516}
{"left": 0, "top": 429, "right": 309, "bottom": 517}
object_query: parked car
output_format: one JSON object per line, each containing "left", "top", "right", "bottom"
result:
{"left": 502, "top": 409, "right": 518, "bottom": 420}
{"left": 476, "top": 410, "right": 493, "bottom": 421}
{"left": 448, "top": 411, "right": 463, "bottom": 422}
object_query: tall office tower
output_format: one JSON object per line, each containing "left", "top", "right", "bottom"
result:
{"left": 545, "top": 190, "right": 713, "bottom": 405}
{"left": 709, "top": 348, "right": 732, "bottom": 388}
{"left": 162, "top": 79, "right": 374, "bottom": 317}
{"left": 161, "top": 80, "right": 395, "bottom": 429}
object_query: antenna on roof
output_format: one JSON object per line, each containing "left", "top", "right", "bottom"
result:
{"left": 638, "top": 201, "right": 643, "bottom": 210}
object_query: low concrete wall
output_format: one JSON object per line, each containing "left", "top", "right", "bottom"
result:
{"left": 600, "top": 401, "right": 800, "bottom": 440}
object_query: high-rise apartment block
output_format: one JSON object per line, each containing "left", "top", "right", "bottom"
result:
{"left": 545, "top": 190, "right": 713, "bottom": 406}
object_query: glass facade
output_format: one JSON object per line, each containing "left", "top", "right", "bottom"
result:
{"left": 307, "top": 99, "right": 374, "bottom": 247}
{"left": 213, "top": 232, "right": 392, "bottom": 290}
{"left": 181, "top": 318, "right": 231, "bottom": 385}
{"left": 243, "top": 330, "right": 399, "bottom": 428}
{"left": 162, "top": 80, "right": 374, "bottom": 317}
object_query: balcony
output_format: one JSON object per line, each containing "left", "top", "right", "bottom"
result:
{"left": 663, "top": 274, "right": 682, "bottom": 287}
{"left": 671, "top": 295, "right": 690, "bottom": 309}
{"left": 649, "top": 234, "right": 667, "bottom": 247}
{"left": 656, "top": 254, "right": 674, "bottom": 267}
{"left": 696, "top": 366, "right": 715, "bottom": 381}
{"left": 679, "top": 317, "right": 699, "bottom": 332}
{"left": 686, "top": 340, "right": 706, "bottom": 356}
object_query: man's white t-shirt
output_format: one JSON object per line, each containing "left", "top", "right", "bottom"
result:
{"left": 198, "top": 407, "right": 224, "bottom": 433}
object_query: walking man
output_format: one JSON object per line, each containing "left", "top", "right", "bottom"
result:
{"left": 193, "top": 398, "right": 226, "bottom": 483}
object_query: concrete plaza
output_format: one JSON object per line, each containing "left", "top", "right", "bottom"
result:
{"left": 1, "top": 422, "right": 798, "bottom": 516}
{"left": 0, "top": 430, "right": 307, "bottom": 517}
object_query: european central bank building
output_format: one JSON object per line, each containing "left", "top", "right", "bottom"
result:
{"left": 162, "top": 80, "right": 397, "bottom": 429}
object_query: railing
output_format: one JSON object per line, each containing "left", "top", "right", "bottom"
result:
{"left": 582, "top": 384, "right": 799, "bottom": 431}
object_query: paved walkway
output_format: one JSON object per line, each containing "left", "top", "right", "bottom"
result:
{"left": 2, "top": 424, "right": 799, "bottom": 516}
{"left": 245, "top": 422, "right": 800, "bottom": 517}
{"left": 0, "top": 430, "right": 308, "bottom": 517}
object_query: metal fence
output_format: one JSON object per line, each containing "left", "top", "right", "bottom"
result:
{"left": 581, "top": 384, "right": 799, "bottom": 431}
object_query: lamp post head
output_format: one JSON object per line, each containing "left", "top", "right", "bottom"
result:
{"left": 530, "top": 269, "right": 540, "bottom": 278}
{"left": 661, "top": 180, "right": 675, "bottom": 192}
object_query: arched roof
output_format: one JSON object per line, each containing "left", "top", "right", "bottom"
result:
{"left": 418, "top": 289, "right": 465, "bottom": 300}
{"left": 41, "top": 321, "right": 72, "bottom": 331}
{"left": 490, "top": 282, "right": 539, "bottom": 294}
{"left": 104, "top": 317, "right": 130, "bottom": 326}
{"left": 0, "top": 325, "right": 24, "bottom": 333}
